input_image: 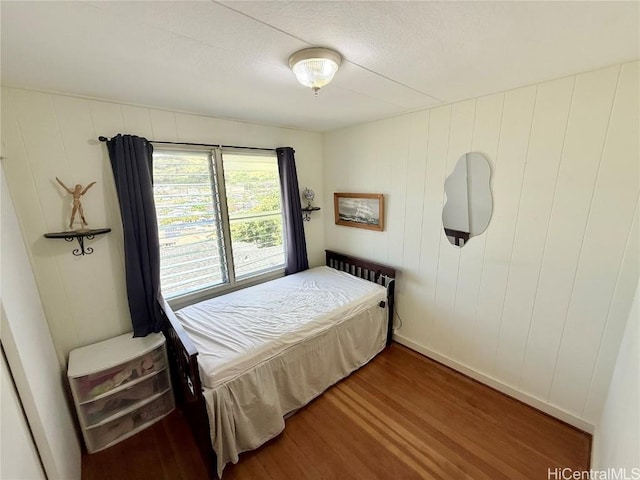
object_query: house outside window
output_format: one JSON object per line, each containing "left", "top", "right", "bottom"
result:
{"left": 152, "top": 146, "right": 285, "bottom": 303}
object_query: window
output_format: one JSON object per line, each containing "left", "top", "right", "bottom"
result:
{"left": 153, "top": 146, "right": 285, "bottom": 300}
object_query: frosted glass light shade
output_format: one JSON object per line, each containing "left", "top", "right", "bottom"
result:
{"left": 289, "top": 47, "right": 342, "bottom": 95}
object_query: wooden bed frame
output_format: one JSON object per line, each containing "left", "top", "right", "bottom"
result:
{"left": 159, "top": 249, "right": 397, "bottom": 478}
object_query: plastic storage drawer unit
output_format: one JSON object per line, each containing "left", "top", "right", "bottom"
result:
{"left": 68, "top": 332, "right": 174, "bottom": 453}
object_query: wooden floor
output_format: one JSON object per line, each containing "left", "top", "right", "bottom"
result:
{"left": 82, "top": 344, "right": 591, "bottom": 480}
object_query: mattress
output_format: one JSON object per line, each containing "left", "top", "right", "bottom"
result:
{"left": 175, "top": 266, "right": 387, "bottom": 389}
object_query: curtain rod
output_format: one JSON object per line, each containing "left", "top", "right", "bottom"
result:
{"left": 97, "top": 136, "right": 276, "bottom": 152}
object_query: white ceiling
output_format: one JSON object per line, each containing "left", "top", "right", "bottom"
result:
{"left": 1, "top": 1, "right": 638, "bottom": 132}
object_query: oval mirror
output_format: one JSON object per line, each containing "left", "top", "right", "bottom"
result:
{"left": 442, "top": 152, "right": 492, "bottom": 247}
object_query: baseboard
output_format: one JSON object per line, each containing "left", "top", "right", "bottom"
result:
{"left": 393, "top": 334, "right": 595, "bottom": 434}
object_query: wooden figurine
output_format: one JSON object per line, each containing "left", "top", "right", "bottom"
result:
{"left": 56, "top": 177, "right": 96, "bottom": 230}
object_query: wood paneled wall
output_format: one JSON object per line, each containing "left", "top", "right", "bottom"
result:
{"left": 1, "top": 89, "right": 324, "bottom": 364}
{"left": 323, "top": 62, "right": 639, "bottom": 428}
{"left": 2, "top": 62, "right": 637, "bottom": 429}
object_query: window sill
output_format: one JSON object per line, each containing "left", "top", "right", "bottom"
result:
{"left": 166, "top": 267, "right": 285, "bottom": 311}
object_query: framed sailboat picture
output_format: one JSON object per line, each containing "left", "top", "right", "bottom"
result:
{"left": 334, "top": 193, "right": 384, "bottom": 231}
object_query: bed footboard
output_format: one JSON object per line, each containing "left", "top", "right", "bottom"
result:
{"left": 160, "top": 298, "right": 217, "bottom": 479}
{"left": 325, "top": 250, "right": 397, "bottom": 346}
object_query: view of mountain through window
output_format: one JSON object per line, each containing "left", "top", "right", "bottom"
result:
{"left": 153, "top": 148, "right": 284, "bottom": 299}
{"left": 223, "top": 152, "right": 285, "bottom": 279}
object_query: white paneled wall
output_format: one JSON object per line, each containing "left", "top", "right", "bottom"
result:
{"left": 2, "top": 62, "right": 637, "bottom": 431}
{"left": 324, "top": 62, "right": 639, "bottom": 427}
{"left": 1, "top": 166, "right": 81, "bottom": 479}
{"left": 1, "top": 89, "right": 324, "bottom": 364}
{"left": 592, "top": 284, "right": 639, "bottom": 470}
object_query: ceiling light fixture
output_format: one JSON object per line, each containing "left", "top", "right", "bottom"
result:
{"left": 288, "top": 47, "right": 342, "bottom": 97}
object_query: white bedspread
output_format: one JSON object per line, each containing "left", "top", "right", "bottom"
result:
{"left": 174, "top": 266, "right": 389, "bottom": 477}
{"left": 175, "top": 266, "right": 387, "bottom": 389}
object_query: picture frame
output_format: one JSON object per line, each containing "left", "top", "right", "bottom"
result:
{"left": 334, "top": 193, "right": 384, "bottom": 231}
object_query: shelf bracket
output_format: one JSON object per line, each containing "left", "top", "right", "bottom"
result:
{"left": 66, "top": 234, "right": 94, "bottom": 256}
{"left": 44, "top": 228, "right": 111, "bottom": 257}
{"left": 301, "top": 206, "right": 320, "bottom": 221}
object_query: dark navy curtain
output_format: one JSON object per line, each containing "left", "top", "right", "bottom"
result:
{"left": 106, "top": 134, "right": 163, "bottom": 337}
{"left": 276, "top": 147, "right": 309, "bottom": 275}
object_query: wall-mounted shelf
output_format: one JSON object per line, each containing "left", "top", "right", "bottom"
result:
{"left": 301, "top": 206, "right": 320, "bottom": 221}
{"left": 44, "top": 228, "right": 111, "bottom": 256}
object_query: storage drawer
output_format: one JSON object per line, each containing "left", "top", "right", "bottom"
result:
{"left": 73, "top": 346, "right": 166, "bottom": 403}
{"left": 80, "top": 369, "right": 171, "bottom": 427}
{"left": 85, "top": 390, "right": 174, "bottom": 452}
